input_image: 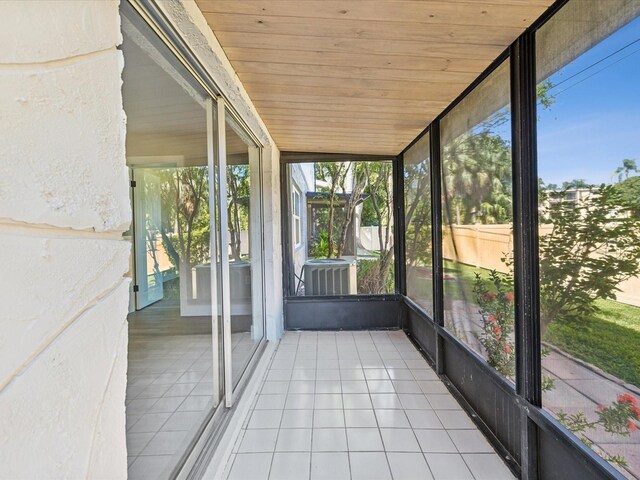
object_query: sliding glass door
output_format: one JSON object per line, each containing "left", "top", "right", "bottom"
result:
{"left": 121, "top": 7, "right": 266, "bottom": 477}
{"left": 123, "top": 19, "right": 224, "bottom": 475}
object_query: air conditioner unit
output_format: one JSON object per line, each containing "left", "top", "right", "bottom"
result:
{"left": 182, "top": 260, "right": 252, "bottom": 316}
{"left": 304, "top": 259, "right": 357, "bottom": 296}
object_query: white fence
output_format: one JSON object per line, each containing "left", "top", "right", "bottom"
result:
{"left": 359, "top": 226, "right": 382, "bottom": 251}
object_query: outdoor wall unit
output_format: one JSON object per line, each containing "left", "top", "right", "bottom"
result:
{"left": 186, "top": 261, "right": 252, "bottom": 316}
{"left": 304, "top": 259, "right": 357, "bottom": 296}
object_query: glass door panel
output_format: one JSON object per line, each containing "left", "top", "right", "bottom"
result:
{"left": 224, "top": 112, "right": 264, "bottom": 388}
{"left": 122, "top": 20, "right": 223, "bottom": 476}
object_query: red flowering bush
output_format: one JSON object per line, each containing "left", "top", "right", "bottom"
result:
{"left": 598, "top": 394, "right": 640, "bottom": 435}
{"left": 474, "top": 270, "right": 556, "bottom": 390}
{"left": 473, "top": 271, "right": 639, "bottom": 467}
{"left": 558, "top": 393, "right": 640, "bottom": 466}
{"left": 473, "top": 270, "right": 515, "bottom": 378}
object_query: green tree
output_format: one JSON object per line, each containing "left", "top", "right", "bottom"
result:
{"left": 360, "top": 162, "right": 395, "bottom": 294}
{"left": 315, "top": 162, "right": 349, "bottom": 257}
{"left": 404, "top": 159, "right": 432, "bottom": 267}
{"left": 614, "top": 175, "right": 640, "bottom": 219}
{"left": 561, "top": 178, "right": 591, "bottom": 190}
{"left": 443, "top": 130, "right": 512, "bottom": 225}
{"left": 159, "top": 167, "right": 210, "bottom": 298}
{"left": 613, "top": 158, "right": 638, "bottom": 182}
{"left": 538, "top": 184, "right": 640, "bottom": 334}
{"left": 536, "top": 79, "right": 556, "bottom": 109}
{"left": 337, "top": 162, "right": 367, "bottom": 257}
{"left": 441, "top": 80, "right": 554, "bottom": 226}
{"left": 227, "top": 165, "right": 250, "bottom": 261}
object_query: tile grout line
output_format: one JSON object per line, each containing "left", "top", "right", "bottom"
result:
{"left": 338, "top": 330, "right": 360, "bottom": 478}
{"left": 403, "top": 332, "right": 467, "bottom": 480}
{"left": 396, "top": 332, "right": 437, "bottom": 480}
{"left": 344, "top": 331, "right": 354, "bottom": 480}
{"left": 402, "top": 332, "right": 441, "bottom": 480}
{"left": 228, "top": 334, "right": 285, "bottom": 479}
{"left": 378, "top": 331, "right": 399, "bottom": 480}
{"left": 309, "top": 332, "right": 317, "bottom": 480}
{"left": 235, "top": 331, "right": 512, "bottom": 480}
{"left": 266, "top": 331, "right": 298, "bottom": 480}
{"left": 128, "top": 333, "right": 251, "bottom": 477}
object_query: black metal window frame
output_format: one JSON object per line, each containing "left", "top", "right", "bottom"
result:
{"left": 398, "top": 0, "right": 625, "bottom": 478}
{"left": 280, "top": 152, "right": 405, "bottom": 330}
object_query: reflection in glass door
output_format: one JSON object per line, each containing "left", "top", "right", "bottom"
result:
{"left": 133, "top": 169, "right": 164, "bottom": 309}
{"left": 122, "top": 21, "right": 223, "bottom": 478}
{"left": 122, "top": 6, "right": 266, "bottom": 474}
{"left": 222, "top": 109, "right": 265, "bottom": 391}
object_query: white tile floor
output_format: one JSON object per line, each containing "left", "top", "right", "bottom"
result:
{"left": 223, "top": 330, "right": 515, "bottom": 480}
{"left": 126, "top": 331, "right": 257, "bottom": 479}
{"left": 126, "top": 334, "right": 215, "bottom": 478}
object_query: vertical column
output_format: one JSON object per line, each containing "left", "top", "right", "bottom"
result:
{"left": 280, "top": 161, "right": 293, "bottom": 299}
{"left": 393, "top": 155, "right": 407, "bottom": 296}
{"left": 206, "top": 98, "right": 221, "bottom": 407}
{"left": 262, "top": 144, "right": 284, "bottom": 341}
{"left": 248, "top": 145, "right": 263, "bottom": 341}
{"left": 430, "top": 122, "right": 445, "bottom": 375}
{"left": 511, "top": 31, "right": 542, "bottom": 480}
{"left": 216, "top": 99, "right": 233, "bottom": 407}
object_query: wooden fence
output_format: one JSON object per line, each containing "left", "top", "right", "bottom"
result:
{"left": 442, "top": 224, "right": 640, "bottom": 307}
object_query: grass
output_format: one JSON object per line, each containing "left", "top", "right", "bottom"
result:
{"left": 593, "top": 298, "right": 640, "bottom": 333}
{"left": 443, "top": 260, "right": 485, "bottom": 302}
{"left": 545, "top": 300, "right": 640, "bottom": 387}
{"left": 409, "top": 261, "right": 640, "bottom": 387}
{"left": 406, "top": 260, "right": 479, "bottom": 303}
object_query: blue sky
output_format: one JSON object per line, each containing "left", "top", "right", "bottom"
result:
{"left": 537, "top": 16, "right": 640, "bottom": 186}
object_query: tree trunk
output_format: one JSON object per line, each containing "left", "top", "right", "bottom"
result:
{"left": 327, "top": 187, "right": 336, "bottom": 258}
{"left": 228, "top": 171, "right": 242, "bottom": 261}
{"left": 365, "top": 164, "right": 394, "bottom": 293}
{"left": 337, "top": 169, "right": 366, "bottom": 257}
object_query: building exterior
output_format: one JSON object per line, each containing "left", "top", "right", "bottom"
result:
{"left": 1, "top": 1, "right": 639, "bottom": 479}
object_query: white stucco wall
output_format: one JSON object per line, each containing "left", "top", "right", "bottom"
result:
{"left": 290, "top": 163, "right": 314, "bottom": 287}
{"left": 0, "top": 1, "right": 131, "bottom": 478}
{"left": 262, "top": 144, "right": 285, "bottom": 340}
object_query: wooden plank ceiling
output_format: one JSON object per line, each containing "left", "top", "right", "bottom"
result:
{"left": 195, "top": 0, "right": 554, "bottom": 155}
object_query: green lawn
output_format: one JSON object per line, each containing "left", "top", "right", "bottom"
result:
{"left": 409, "top": 262, "right": 640, "bottom": 387}
{"left": 407, "top": 260, "right": 482, "bottom": 303}
{"left": 443, "top": 260, "right": 479, "bottom": 301}
{"left": 545, "top": 300, "right": 640, "bottom": 387}
{"left": 593, "top": 298, "right": 640, "bottom": 333}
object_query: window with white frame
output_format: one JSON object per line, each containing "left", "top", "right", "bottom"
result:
{"left": 291, "top": 186, "right": 302, "bottom": 248}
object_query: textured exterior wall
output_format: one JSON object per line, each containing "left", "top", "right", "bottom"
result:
{"left": 262, "top": 144, "right": 285, "bottom": 340}
{"left": 0, "top": 0, "right": 285, "bottom": 476}
{"left": 289, "top": 163, "right": 313, "bottom": 290}
{"left": 0, "top": 1, "right": 130, "bottom": 479}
